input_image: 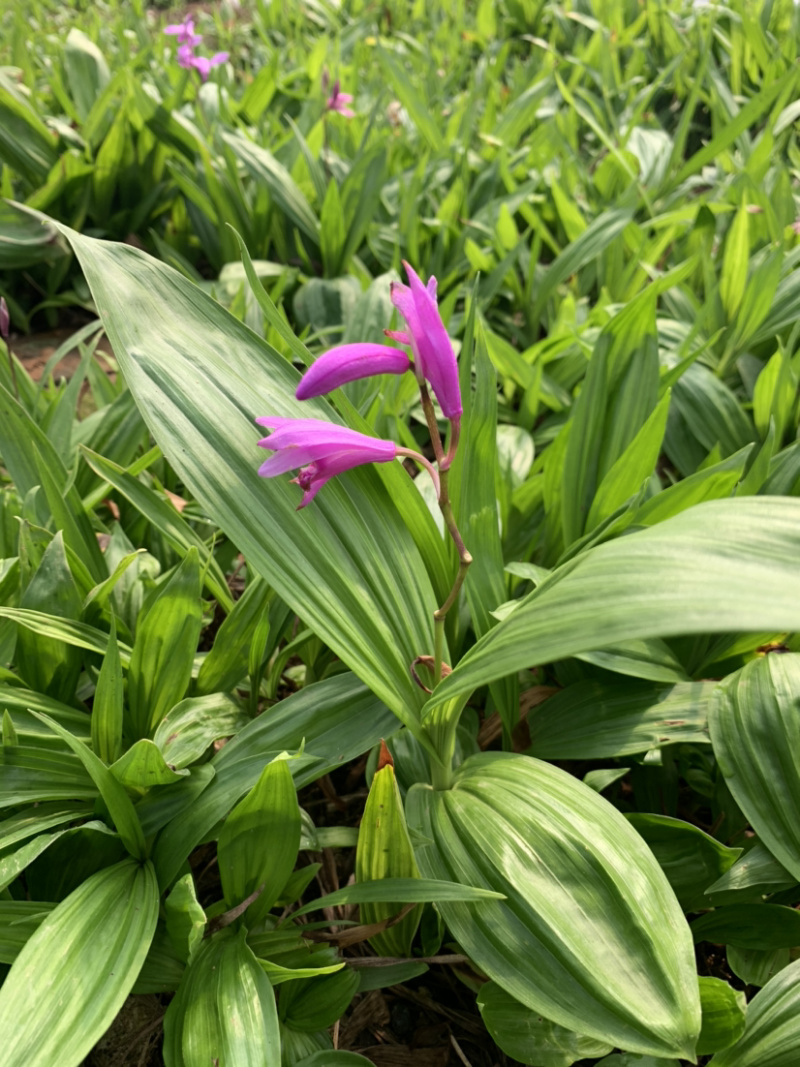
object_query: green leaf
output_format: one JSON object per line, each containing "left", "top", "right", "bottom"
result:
{"left": 727, "top": 945, "right": 789, "bottom": 988}
{"left": 627, "top": 814, "right": 742, "bottom": 911}
{"left": 705, "top": 842, "right": 797, "bottom": 903}
{"left": 110, "top": 739, "right": 190, "bottom": 794}
{"left": 0, "top": 859, "right": 158, "bottom": 1067}
{"left": 0, "top": 820, "right": 113, "bottom": 892}
{"left": 29, "top": 710, "right": 146, "bottom": 859}
{"left": 378, "top": 47, "right": 444, "bottom": 151}
{"left": 407, "top": 752, "right": 701, "bottom": 1059}
{"left": 709, "top": 653, "right": 800, "bottom": 881}
{"left": 355, "top": 763, "right": 422, "bottom": 956}
{"left": 80, "top": 447, "right": 232, "bottom": 611}
{"left": 710, "top": 957, "right": 800, "bottom": 1066}
{"left": 165, "top": 873, "right": 207, "bottom": 964}
{"left": 0, "top": 901, "right": 55, "bottom": 965}
{"left": 527, "top": 680, "right": 713, "bottom": 759}
{"left": 217, "top": 757, "right": 301, "bottom": 921}
{"left": 430, "top": 499, "right": 800, "bottom": 707}
{"left": 59, "top": 226, "right": 434, "bottom": 742}
{"left": 698, "top": 977, "right": 747, "bottom": 1056}
{"left": 195, "top": 577, "right": 272, "bottom": 695}
{"left": 16, "top": 532, "right": 83, "bottom": 702}
{"left": 531, "top": 209, "right": 634, "bottom": 328}
{"left": 290, "top": 877, "right": 504, "bottom": 919}
{"left": 691, "top": 904, "right": 800, "bottom": 950}
{"left": 221, "top": 131, "right": 319, "bottom": 242}
{"left": 153, "top": 675, "right": 396, "bottom": 888}
{"left": 585, "top": 391, "right": 670, "bottom": 532}
{"left": 91, "top": 615, "right": 123, "bottom": 764}
{"left": 163, "top": 927, "right": 281, "bottom": 1067}
{"left": 279, "top": 969, "right": 360, "bottom": 1032}
{"left": 153, "top": 693, "right": 250, "bottom": 770}
{"left": 720, "top": 203, "right": 750, "bottom": 320}
{"left": 294, "top": 1054, "right": 372, "bottom": 1066}
{"left": 128, "top": 549, "right": 203, "bottom": 740}
{"left": 458, "top": 318, "right": 518, "bottom": 735}
{"left": 477, "top": 981, "right": 613, "bottom": 1066}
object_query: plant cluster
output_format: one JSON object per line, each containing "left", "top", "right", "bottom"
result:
{"left": 3, "top": 1, "right": 800, "bottom": 1066}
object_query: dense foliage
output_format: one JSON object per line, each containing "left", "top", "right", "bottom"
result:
{"left": 3, "top": 0, "right": 800, "bottom": 1064}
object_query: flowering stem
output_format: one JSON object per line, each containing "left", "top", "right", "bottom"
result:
{"left": 433, "top": 467, "right": 472, "bottom": 686}
{"left": 418, "top": 380, "right": 445, "bottom": 465}
{"left": 396, "top": 447, "right": 440, "bottom": 497}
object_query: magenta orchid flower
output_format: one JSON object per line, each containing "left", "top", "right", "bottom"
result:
{"left": 256, "top": 417, "right": 398, "bottom": 508}
{"left": 389, "top": 262, "right": 461, "bottom": 420}
{"left": 189, "top": 51, "right": 229, "bottom": 80}
{"left": 164, "top": 16, "right": 202, "bottom": 45}
{"left": 295, "top": 343, "right": 411, "bottom": 401}
{"left": 0, "top": 297, "right": 8, "bottom": 342}
{"left": 326, "top": 81, "right": 355, "bottom": 118}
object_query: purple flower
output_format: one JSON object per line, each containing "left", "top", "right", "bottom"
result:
{"left": 390, "top": 262, "right": 461, "bottom": 420}
{"left": 296, "top": 343, "right": 411, "bottom": 401}
{"left": 164, "top": 16, "right": 202, "bottom": 45}
{"left": 0, "top": 298, "right": 8, "bottom": 342}
{"left": 177, "top": 43, "right": 195, "bottom": 69}
{"left": 256, "top": 416, "right": 397, "bottom": 508}
{"left": 190, "top": 51, "right": 229, "bottom": 80}
{"left": 326, "top": 81, "right": 355, "bottom": 118}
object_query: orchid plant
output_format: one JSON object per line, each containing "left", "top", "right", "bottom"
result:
{"left": 165, "top": 16, "right": 228, "bottom": 82}
{"left": 257, "top": 262, "right": 470, "bottom": 693}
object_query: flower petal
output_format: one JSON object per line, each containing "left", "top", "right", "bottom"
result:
{"left": 296, "top": 343, "right": 410, "bottom": 399}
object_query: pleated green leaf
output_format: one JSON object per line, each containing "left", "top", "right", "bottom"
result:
{"left": 217, "top": 757, "right": 301, "bottom": 922}
{"left": 30, "top": 710, "right": 146, "bottom": 858}
{"left": 708, "top": 653, "right": 800, "bottom": 881}
{"left": 59, "top": 226, "right": 433, "bottom": 736}
{"left": 163, "top": 927, "right": 281, "bottom": 1067}
{"left": 711, "top": 957, "right": 800, "bottom": 1067}
{"left": 697, "top": 977, "right": 746, "bottom": 1056}
{"left": 477, "top": 981, "right": 613, "bottom": 1066}
{"left": 153, "top": 674, "right": 396, "bottom": 888}
{"left": 0, "top": 859, "right": 159, "bottom": 1067}
{"left": 355, "top": 764, "right": 422, "bottom": 956}
{"left": 627, "top": 814, "right": 741, "bottom": 911}
{"left": 430, "top": 499, "right": 800, "bottom": 707}
{"left": 406, "top": 752, "right": 701, "bottom": 1060}
{"left": 291, "top": 877, "right": 503, "bottom": 918}
{"left": 526, "top": 680, "right": 713, "bottom": 759}
{"left": 128, "top": 548, "right": 203, "bottom": 740}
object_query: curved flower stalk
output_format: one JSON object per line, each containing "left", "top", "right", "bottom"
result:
{"left": 257, "top": 265, "right": 470, "bottom": 692}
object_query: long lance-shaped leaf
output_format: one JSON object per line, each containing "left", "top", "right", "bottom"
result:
{"left": 428, "top": 498, "right": 800, "bottom": 707}
{"left": 407, "top": 752, "right": 701, "bottom": 1060}
{"left": 0, "top": 859, "right": 159, "bottom": 1067}
{"left": 58, "top": 226, "right": 433, "bottom": 738}
{"left": 708, "top": 654, "right": 800, "bottom": 881}
{"left": 711, "top": 957, "right": 800, "bottom": 1067}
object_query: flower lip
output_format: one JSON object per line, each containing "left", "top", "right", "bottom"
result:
{"left": 390, "top": 262, "right": 461, "bottom": 419}
{"left": 295, "top": 343, "right": 410, "bottom": 400}
{"left": 256, "top": 416, "right": 397, "bottom": 508}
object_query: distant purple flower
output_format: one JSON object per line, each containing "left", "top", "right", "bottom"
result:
{"left": 390, "top": 262, "right": 461, "bottom": 420}
{"left": 189, "top": 51, "right": 229, "bottom": 80}
{"left": 256, "top": 417, "right": 397, "bottom": 508}
{"left": 164, "top": 16, "right": 202, "bottom": 45}
{"left": 0, "top": 298, "right": 8, "bottom": 342}
{"left": 326, "top": 80, "right": 355, "bottom": 118}
{"left": 296, "top": 343, "right": 411, "bottom": 400}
